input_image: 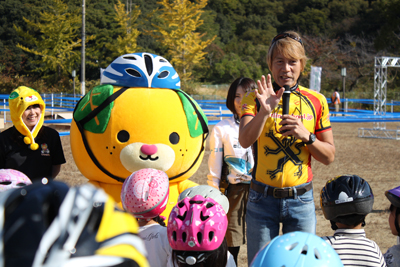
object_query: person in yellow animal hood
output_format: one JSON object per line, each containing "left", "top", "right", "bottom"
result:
{"left": 70, "top": 53, "right": 208, "bottom": 220}
{"left": 0, "top": 86, "right": 66, "bottom": 181}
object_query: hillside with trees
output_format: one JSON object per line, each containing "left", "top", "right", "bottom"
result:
{"left": 1, "top": 0, "right": 400, "bottom": 97}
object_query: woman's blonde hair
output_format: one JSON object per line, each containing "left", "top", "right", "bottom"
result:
{"left": 267, "top": 31, "right": 307, "bottom": 72}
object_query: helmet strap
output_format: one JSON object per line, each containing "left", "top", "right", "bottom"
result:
{"left": 330, "top": 220, "right": 338, "bottom": 230}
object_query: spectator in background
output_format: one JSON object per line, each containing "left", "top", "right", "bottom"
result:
{"left": 0, "top": 86, "right": 65, "bottom": 181}
{"left": 331, "top": 88, "right": 341, "bottom": 115}
{"left": 239, "top": 31, "right": 335, "bottom": 264}
{"left": 207, "top": 77, "right": 255, "bottom": 265}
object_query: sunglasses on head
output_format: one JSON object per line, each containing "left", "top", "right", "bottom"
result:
{"left": 272, "top": 33, "right": 303, "bottom": 45}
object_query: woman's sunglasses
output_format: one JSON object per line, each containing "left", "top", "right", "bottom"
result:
{"left": 272, "top": 33, "right": 303, "bottom": 45}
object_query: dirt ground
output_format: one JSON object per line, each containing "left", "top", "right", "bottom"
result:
{"left": 56, "top": 121, "right": 400, "bottom": 266}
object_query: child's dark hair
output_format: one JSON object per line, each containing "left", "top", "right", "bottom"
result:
{"left": 172, "top": 238, "right": 228, "bottom": 267}
{"left": 330, "top": 214, "right": 367, "bottom": 230}
{"left": 226, "top": 77, "right": 257, "bottom": 117}
{"left": 153, "top": 215, "right": 166, "bottom": 227}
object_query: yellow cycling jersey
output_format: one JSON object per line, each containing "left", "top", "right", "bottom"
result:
{"left": 241, "top": 85, "right": 331, "bottom": 188}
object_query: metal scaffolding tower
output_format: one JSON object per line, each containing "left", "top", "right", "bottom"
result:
{"left": 358, "top": 56, "right": 400, "bottom": 139}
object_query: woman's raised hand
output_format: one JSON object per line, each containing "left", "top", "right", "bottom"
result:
{"left": 255, "top": 74, "right": 284, "bottom": 116}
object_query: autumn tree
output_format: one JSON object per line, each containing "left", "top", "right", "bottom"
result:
{"left": 150, "top": 0, "right": 216, "bottom": 87}
{"left": 14, "top": 0, "right": 84, "bottom": 82}
{"left": 105, "top": 0, "right": 141, "bottom": 61}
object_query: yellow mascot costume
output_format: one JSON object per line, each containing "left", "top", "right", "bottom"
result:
{"left": 70, "top": 53, "right": 208, "bottom": 219}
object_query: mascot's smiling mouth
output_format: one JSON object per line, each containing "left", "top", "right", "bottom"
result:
{"left": 139, "top": 155, "right": 159, "bottom": 161}
{"left": 120, "top": 142, "right": 176, "bottom": 173}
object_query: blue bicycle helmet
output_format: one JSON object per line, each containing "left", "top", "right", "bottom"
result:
{"left": 100, "top": 52, "right": 180, "bottom": 89}
{"left": 250, "top": 231, "right": 343, "bottom": 267}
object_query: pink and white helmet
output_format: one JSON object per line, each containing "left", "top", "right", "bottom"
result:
{"left": 167, "top": 195, "right": 228, "bottom": 252}
{"left": 0, "top": 169, "right": 32, "bottom": 192}
{"left": 121, "top": 168, "right": 169, "bottom": 219}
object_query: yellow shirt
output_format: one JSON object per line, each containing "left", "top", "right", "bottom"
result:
{"left": 241, "top": 85, "right": 331, "bottom": 187}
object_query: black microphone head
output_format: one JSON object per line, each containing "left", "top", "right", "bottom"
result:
{"left": 283, "top": 85, "right": 290, "bottom": 92}
{"left": 282, "top": 85, "right": 291, "bottom": 115}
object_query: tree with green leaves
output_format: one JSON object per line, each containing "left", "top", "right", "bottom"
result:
{"left": 105, "top": 0, "right": 141, "bottom": 60}
{"left": 150, "top": 0, "right": 216, "bottom": 87}
{"left": 14, "top": 0, "right": 85, "bottom": 82}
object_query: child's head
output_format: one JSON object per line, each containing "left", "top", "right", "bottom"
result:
{"left": 320, "top": 175, "right": 374, "bottom": 230}
{"left": 226, "top": 77, "right": 256, "bottom": 119}
{"left": 168, "top": 195, "right": 228, "bottom": 266}
{"left": 250, "top": 231, "right": 343, "bottom": 267}
{"left": 178, "top": 185, "right": 230, "bottom": 214}
{"left": 121, "top": 168, "right": 169, "bottom": 223}
{"left": 385, "top": 186, "right": 400, "bottom": 236}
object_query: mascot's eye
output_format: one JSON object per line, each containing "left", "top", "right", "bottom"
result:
{"left": 117, "top": 130, "right": 130, "bottom": 143}
{"left": 158, "top": 71, "right": 169, "bottom": 79}
{"left": 169, "top": 132, "right": 180, "bottom": 145}
{"left": 126, "top": 68, "right": 141, "bottom": 77}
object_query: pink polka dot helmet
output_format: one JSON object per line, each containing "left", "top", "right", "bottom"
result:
{"left": 121, "top": 168, "right": 169, "bottom": 219}
{"left": 167, "top": 195, "right": 228, "bottom": 252}
{"left": 0, "top": 169, "right": 32, "bottom": 192}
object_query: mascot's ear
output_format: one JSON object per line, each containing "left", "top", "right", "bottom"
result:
{"left": 176, "top": 90, "right": 208, "bottom": 138}
{"left": 73, "top": 84, "right": 115, "bottom": 133}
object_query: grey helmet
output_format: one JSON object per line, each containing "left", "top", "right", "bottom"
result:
{"left": 179, "top": 185, "right": 229, "bottom": 214}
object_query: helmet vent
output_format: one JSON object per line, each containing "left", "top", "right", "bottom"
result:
{"left": 173, "top": 231, "right": 177, "bottom": 241}
{"left": 145, "top": 55, "right": 153, "bottom": 76}
{"left": 205, "top": 202, "right": 215, "bottom": 209}
{"left": 178, "top": 201, "right": 185, "bottom": 208}
{"left": 286, "top": 242, "right": 299, "bottom": 251}
{"left": 208, "top": 231, "right": 214, "bottom": 241}
{"left": 0, "top": 181, "right": 12, "bottom": 185}
{"left": 301, "top": 245, "right": 308, "bottom": 255}
{"left": 16, "top": 183, "right": 27, "bottom": 186}
{"left": 348, "top": 178, "right": 353, "bottom": 188}
{"left": 158, "top": 71, "right": 169, "bottom": 79}
{"left": 200, "top": 211, "right": 209, "bottom": 221}
{"left": 126, "top": 68, "right": 142, "bottom": 77}
{"left": 197, "top": 232, "right": 202, "bottom": 244}
{"left": 177, "top": 211, "right": 187, "bottom": 221}
{"left": 159, "top": 59, "right": 167, "bottom": 63}
{"left": 189, "top": 200, "right": 204, "bottom": 205}
{"left": 182, "top": 232, "right": 187, "bottom": 242}
{"left": 314, "top": 248, "right": 321, "bottom": 259}
{"left": 123, "top": 56, "right": 137, "bottom": 60}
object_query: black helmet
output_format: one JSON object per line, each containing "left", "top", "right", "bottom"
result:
{"left": 0, "top": 181, "right": 149, "bottom": 267}
{"left": 320, "top": 175, "right": 374, "bottom": 225}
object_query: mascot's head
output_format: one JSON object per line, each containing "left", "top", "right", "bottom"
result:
{"left": 9, "top": 86, "right": 45, "bottom": 150}
{"left": 70, "top": 53, "right": 208, "bottom": 185}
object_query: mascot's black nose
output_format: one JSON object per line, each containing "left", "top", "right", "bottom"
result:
{"left": 144, "top": 55, "right": 153, "bottom": 76}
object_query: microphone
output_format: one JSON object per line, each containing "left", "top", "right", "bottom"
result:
{"left": 281, "top": 85, "right": 291, "bottom": 135}
{"left": 282, "top": 85, "right": 291, "bottom": 115}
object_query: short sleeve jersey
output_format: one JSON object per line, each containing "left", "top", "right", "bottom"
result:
{"left": 241, "top": 85, "right": 331, "bottom": 187}
{"left": 0, "top": 126, "right": 66, "bottom": 182}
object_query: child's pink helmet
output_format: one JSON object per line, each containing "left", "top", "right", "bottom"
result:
{"left": 121, "top": 168, "right": 169, "bottom": 219}
{"left": 0, "top": 169, "right": 32, "bottom": 192}
{"left": 167, "top": 195, "right": 228, "bottom": 252}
